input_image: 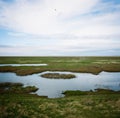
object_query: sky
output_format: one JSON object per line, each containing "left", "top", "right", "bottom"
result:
{"left": 0, "top": 0, "right": 120, "bottom": 56}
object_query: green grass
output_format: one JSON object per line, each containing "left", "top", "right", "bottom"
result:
{"left": 0, "top": 83, "right": 120, "bottom": 118}
{"left": 0, "top": 92, "right": 120, "bottom": 118}
{"left": 0, "top": 56, "right": 120, "bottom": 75}
{"left": 0, "top": 56, "right": 120, "bottom": 65}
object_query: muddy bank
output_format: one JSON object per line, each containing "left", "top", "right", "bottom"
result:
{"left": 0, "top": 64, "right": 120, "bottom": 76}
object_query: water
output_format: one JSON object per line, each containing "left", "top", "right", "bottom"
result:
{"left": 0, "top": 71, "right": 120, "bottom": 98}
{"left": 0, "top": 64, "right": 47, "bottom": 66}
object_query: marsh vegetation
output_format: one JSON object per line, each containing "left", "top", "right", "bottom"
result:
{"left": 0, "top": 85, "right": 120, "bottom": 118}
{"left": 0, "top": 82, "right": 38, "bottom": 94}
{"left": 0, "top": 57, "right": 120, "bottom": 117}
{"left": 0, "top": 56, "right": 120, "bottom": 75}
{"left": 41, "top": 73, "right": 76, "bottom": 79}
{"left": 63, "top": 89, "right": 120, "bottom": 96}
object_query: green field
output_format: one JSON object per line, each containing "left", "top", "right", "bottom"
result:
{"left": 0, "top": 91, "right": 120, "bottom": 118}
{"left": 0, "top": 56, "right": 120, "bottom": 118}
{"left": 0, "top": 56, "right": 120, "bottom": 75}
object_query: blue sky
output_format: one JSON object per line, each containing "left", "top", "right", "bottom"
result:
{"left": 0, "top": 0, "right": 120, "bottom": 56}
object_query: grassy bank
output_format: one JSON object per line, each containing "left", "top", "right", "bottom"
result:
{"left": 0, "top": 90, "right": 120, "bottom": 118}
{"left": 0, "top": 83, "right": 120, "bottom": 118}
{"left": 0, "top": 56, "right": 120, "bottom": 75}
{"left": 0, "top": 82, "right": 38, "bottom": 94}
{"left": 63, "top": 89, "right": 120, "bottom": 96}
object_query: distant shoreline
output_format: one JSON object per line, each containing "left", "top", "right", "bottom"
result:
{"left": 0, "top": 56, "right": 120, "bottom": 76}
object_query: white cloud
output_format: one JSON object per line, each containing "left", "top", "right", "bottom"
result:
{"left": 8, "top": 32, "right": 27, "bottom": 37}
{"left": 0, "top": 0, "right": 120, "bottom": 56}
{"left": 0, "top": 38, "right": 120, "bottom": 56}
{"left": 67, "top": 10, "right": 120, "bottom": 37}
{"left": 0, "top": 0, "right": 100, "bottom": 35}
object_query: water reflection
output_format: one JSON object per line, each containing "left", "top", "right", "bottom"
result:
{"left": 0, "top": 71, "right": 120, "bottom": 98}
{"left": 0, "top": 64, "right": 47, "bottom": 66}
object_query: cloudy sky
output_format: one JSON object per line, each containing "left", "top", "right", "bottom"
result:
{"left": 0, "top": 0, "right": 120, "bottom": 56}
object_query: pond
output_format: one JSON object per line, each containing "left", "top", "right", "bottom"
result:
{"left": 0, "top": 64, "right": 47, "bottom": 66}
{"left": 0, "top": 71, "right": 120, "bottom": 98}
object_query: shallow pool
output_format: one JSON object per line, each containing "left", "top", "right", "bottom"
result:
{"left": 0, "top": 64, "right": 47, "bottom": 66}
{"left": 0, "top": 71, "right": 120, "bottom": 98}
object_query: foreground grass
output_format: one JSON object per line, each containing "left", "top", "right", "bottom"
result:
{"left": 0, "top": 93, "right": 120, "bottom": 118}
{"left": 0, "top": 57, "right": 120, "bottom": 117}
{"left": 0, "top": 56, "right": 120, "bottom": 75}
{"left": 0, "top": 83, "right": 120, "bottom": 118}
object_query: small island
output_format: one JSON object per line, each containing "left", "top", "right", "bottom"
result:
{"left": 41, "top": 73, "right": 76, "bottom": 79}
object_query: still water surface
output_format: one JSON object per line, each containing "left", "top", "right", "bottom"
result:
{"left": 0, "top": 64, "right": 47, "bottom": 66}
{"left": 0, "top": 71, "right": 120, "bottom": 98}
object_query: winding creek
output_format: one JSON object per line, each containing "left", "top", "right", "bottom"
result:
{"left": 0, "top": 71, "right": 120, "bottom": 98}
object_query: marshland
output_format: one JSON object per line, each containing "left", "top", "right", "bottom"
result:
{"left": 0, "top": 56, "right": 120, "bottom": 118}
